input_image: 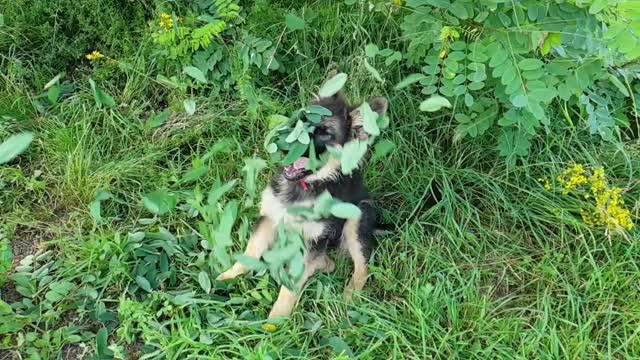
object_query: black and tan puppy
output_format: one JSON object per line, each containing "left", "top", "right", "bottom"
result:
{"left": 217, "top": 88, "right": 388, "bottom": 319}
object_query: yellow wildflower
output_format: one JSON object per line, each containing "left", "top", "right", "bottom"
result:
{"left": 439, "top": 49, "right": 448, "bottom": 59}
{"left": 439, "top": 26, "right": 460, "bottom": 43}
{"left": 85, "top": 51, "right": 104, "bottom": 61}
{"left": 261, "top": 323, "right": 277, "bottom": 332}
{"left": 392, "top": 0, "right": 402, "bottom": 6}
{"left": 557, "top": 165, "right": 634, "bottom": 233}
{"left": 556, "top": 164, "right": 587, "bottom": 195}
{"left": 159, "top": 13, "right": 175, "bottom": 31}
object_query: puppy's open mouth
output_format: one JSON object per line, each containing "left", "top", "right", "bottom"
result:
{"left": 283, "top": 157, "right": 312, "bottom": 181}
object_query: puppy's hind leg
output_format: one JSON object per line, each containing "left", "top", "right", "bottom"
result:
{"left": 217, "top": 217, "right": 275, "bottom": 281}
{"left": 268, "top": 251, "right": 334, "bottom": 319}
{"left": 343, "top": 200, "right": 376, "bottom": 297}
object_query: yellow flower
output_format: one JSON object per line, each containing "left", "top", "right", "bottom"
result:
{"left": 439, "top": 49, "right": 448, "bottom": 59}
{"left": 261, "top": 323, "right": 277, "bottom": 332}
{"left": 392, "top": 0, "right": 402, "bottom": 6}
{"left": 85, "top": 51, "right": 104, "bottom": 61}
{"left": 159, "top": 13, "right": 174, "bottom": 31}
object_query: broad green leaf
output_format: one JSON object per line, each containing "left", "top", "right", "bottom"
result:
{"left": 148, "top": 110, "right": 171, "bottom": 128}
{"left": 266, "top": 143, "right": 278, "bottom": 153}
{"left": 318, "top": 73, "right": 348, "bottom": 98}
{"left": 330, "top": 202, "right": 362, "bottom": 219}
{"left": 365, "top": 43, "right": 379, "bottom": 58}
{"left": 371, "top": 139, "right": 395, "bottom": 163}
{"left": 298, "top": 131, "right": 310, "bottom": 145}
{"left": 501, "top": 66, "right": 516, "bottom": 85}
{"left": 184, "top": 98, "right": 196, "bottom": 115}
{"left": 449, "top": 2, "right": 469, "bottom": 19}
{"left": 47, "top": 85, "right": 61, "bottom": 104}
{"left": 142, "top": 190, "right": 177, "bottom": 215}
{"left": 285, "top": 13, "right": 305, "bottom": 31}
{"left": 89, "top": 200, "right": 102, "bottom": 223}
{"left": 419, "top": 95, "right": 452, "bottom": 112}
{"left": 395, "top": 74, "right": 426, "bottom": 90}
{"left": 89, "top": 78, "right": 116, "bottom": 108}
{"left": 282, "top": 142, "right": 308, "bottom": 165}
{"left": 236, "top": 255, "right": 267, "bottom": 271}
{"left": 136, "top": 276, "right": 152, "bottom": 292}
{"left": 360, "top": 102, "right": 380, "bottom": 136}
{"left": 321, "top": 336, "right": 354, "bottom": 358}
{"left": 340, "top": 140, "right": 368, "bottom": 175}
{"left": 268, "top": 114, "right": 289, "bottom": 129}
{"left": 306, "top": 105, "right": 332, "bottom": 116}
{"left": 518, "top": 59, "right": 544, "bottom": 71}
{"left": 511, "top": 95, "right": 528, "bottom": 108}
{"left": 0, "top": 132, "right": 33, "bottom": 164}
{"left": 608, "top": 74, "right": 630, "bottom": 97}
{"left": 198, "top": 271, "right": 211, "bottom": 293}
{"left": 181, "top": 165, "right": 208, "bottom": 184}
{"left": 96, "top": 327, "right": 109, "bottom": 356}
{"left": 589, "top": 0, "right": 607, "bottom": 14}
{"left": 489, "top": 49, "right": 507, "bottom": 67}
{"left": 183, "top": 66, "right": 207, "bottom": 83}
{"left": 286, "top": 121, "right": 305, "bottom": 143}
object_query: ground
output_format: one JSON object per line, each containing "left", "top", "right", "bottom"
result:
{"left": 1, "top": 0, "right": 640, "bottom": 359}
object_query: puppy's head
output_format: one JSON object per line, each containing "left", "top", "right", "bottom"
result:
{"left": 282, "top": 91, "right": 388, "bottom": 183}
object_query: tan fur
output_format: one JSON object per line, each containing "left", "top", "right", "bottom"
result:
{"left": 216, "top": 217, "right": 276, "bottom": 281}
{"left": 342, "top": 216, "right": 368, "bottom": 297}
{"left": 268, "top": 254, "right": 335, "bottom": 319}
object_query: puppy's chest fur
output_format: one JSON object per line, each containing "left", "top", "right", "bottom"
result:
{"left": 259, "top": 186, "right": 334, "bottom": 243}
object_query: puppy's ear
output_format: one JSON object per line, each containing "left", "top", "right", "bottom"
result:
{"left": 350, "top": 97, "right": 389, "bottom": 140}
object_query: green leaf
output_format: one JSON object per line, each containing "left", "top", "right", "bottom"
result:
{"left": 340, "top": 140, "right": 368, "bottom": 175}
{"left": 282, "top": 142, "right": 308, "bottom": 166}
{"left": 89, "top": 78, "right": 116, "bottom": 108}
{"left": 236, "top": 255, "right": 267, "bottom": 271}
{"left": 142, "top": 190, "right": 177, "bottom": 215}
{"left": 306, "top": 105, "right": 332, "bottom": 116}
{"left": 419, "top": 96, "right": 452, "bottom": 112}
{"left": 266, "top": 143, "right": 278, "bottom": 153}
{"left": 365, "top": 43, "right": 379, "bottom": 58}
{"left": 136, "top": 276, "right": 152, "bottom": 292}
{"left": 321, "top": 336, "right": 354, "bottom": 358}
{"left": 181, "top": 165, "right": 208, "bottom": 184}
{"left": 318, "top": 73, "right": 348, "bottom": 98}
{"left": 361, "top": 102, "right": 380, "bottom": 136}
{"left": 286, "top": 121, "right": 305, "bottom": 143}
{"left": 330, "top": 202, "right": 362, "bottom": 219}
{"left": 394, "top": 74, "right": 426, "bottom": 90}
{"left": 89, "top": 200, "right": 102, "bottom": 223}
{"left": 267, "top": 114, "right": 290, "bottom": 129}
{"left": 511, "top": 95, "right": 528, "bottom": 108}
{"left": 183, "top": 66, "right": 207, "bottom": 83}
{"left": 0, "top": 239, "right": 13, "bottom": 275}
{"left": 589, "top": 0, "right": 607, "bottom": 14}
{"left": 608, "top": 74, "right": 630, "bottom": 97}
{"left": 47, "top": 85, "right": 61, "bottom": 104}
{"left": 184, "top": 98, "right": 196, "bottom": 115}
{"left": 96, "top": 327, "right": 109, "bottom": 356}
{"left": 449, "top": 2, "right": 469, "bottom": 19}
{"left": 148, "top": 110, "right": 171, "bottom": 128}
{"left": 501, "top": 66, "right": 516, "bottom": 85}
{"left": 198, "top": 271, "right": 211, "bottom": 293}
{"left": 518, "top": 59, "right": 544, "bottom": 71}
{"left": 489, "top": 49, "right": 507, "bottom": 67}
{"left": 285, "top": 13, "right": 305, "bottom": 31}
{"left": 0, "top": 132, "right": 33, "bottom": 164}
{"left": 364, "top": 59, "right": 383, "bottom": 83}
{"left": 371, "top": 139, "right": 395, "bottom": 163}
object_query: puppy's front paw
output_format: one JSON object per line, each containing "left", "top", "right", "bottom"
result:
{"left": 216, "top": 263, "right": 247, "bottom": 281}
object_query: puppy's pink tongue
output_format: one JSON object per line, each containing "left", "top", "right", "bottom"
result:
{"left": 293, "top": 157, "right": 308, "bottom": 169}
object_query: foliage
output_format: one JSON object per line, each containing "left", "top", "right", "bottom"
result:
{"left": 0, "top": 0, "right": 639, "bottom": 358}
{"left": 396, "top": 0, "right": 640, "bottom": 166}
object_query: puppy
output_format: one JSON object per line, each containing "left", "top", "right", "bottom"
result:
{"left": 217, "top": 89, "right": 388, "bottom": 319}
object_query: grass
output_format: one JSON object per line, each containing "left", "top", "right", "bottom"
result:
{"left": 1, "top": 1, "right": 640, "bottom": 359}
